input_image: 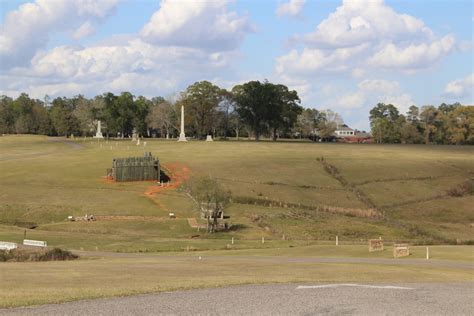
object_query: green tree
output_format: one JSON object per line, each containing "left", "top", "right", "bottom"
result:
{"left": 233, "top": 80, "right": 301, "bottom": 141}
{"left": 134, "top": 96, "right": 152, "bottom": 136}
{"left": 0, "top": 95, "right": 15, "bottom": 134}
{"left": 180, "top": 81, "right": 222, "bottom": 139}
{"left": 50, "top": 97, "right": 79, "bottom": 136}
{"left": 420, "top": 105, "right": 443, "bottom": 144}
{"left": 267, "top": 84, "right": 302, "bottom": 141}
{"left": 232, "top": 81, "right": 271, "bottom": 140}
{"left": 72, "top": 95, "right": 95, "bottom": 136}
{"left": 369, "top": 103, "right": 402, "bottom": 143}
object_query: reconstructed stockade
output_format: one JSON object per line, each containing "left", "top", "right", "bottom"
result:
{"left": 107, "top": 152, "right": 160, "bottom": 182}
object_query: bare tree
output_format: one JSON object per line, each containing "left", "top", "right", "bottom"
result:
{"left": 186, "top": 176, "right": 231, "bottom": 233}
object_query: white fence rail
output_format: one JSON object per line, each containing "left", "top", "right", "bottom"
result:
{"left": 0, "top": 241, "right": 18, "bottom": 250}
{"left": 23, "top": 239, "right": 47, "bottom": 247}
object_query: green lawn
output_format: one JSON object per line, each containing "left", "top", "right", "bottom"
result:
{"left": 1, "top": 135, "right": 473, "bottom": 251}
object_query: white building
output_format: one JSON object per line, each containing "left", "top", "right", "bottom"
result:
{"left": 334, "top": 125, "right": 354, "bottom": 137}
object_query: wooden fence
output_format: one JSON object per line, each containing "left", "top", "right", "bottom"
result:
{"left": 109, "top": 152, "right": 160, "bottom": 182}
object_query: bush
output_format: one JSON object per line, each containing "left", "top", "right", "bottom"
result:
{"left": 0, "top": 248, "right": 78, "bottom": 262}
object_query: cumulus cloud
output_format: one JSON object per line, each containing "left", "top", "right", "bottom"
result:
{"left": 302, "top": 0, "right": 432, "bottom": 48}
{"left": 0, "top": 0, "right": 254, "bottom": 99}
{"left": 0, "top": 0, "right": 117, "bottom": 69}
{"left": 140, "top": 0, "right": 254, "bottom": 50}
{"left": 275, "top": 44, "right": 368, "bottom": 75}
{"left": 329, "top": 79, "right": 415, "bottom": 113}
{"left": 277, "top": 0, "right": 455, "bottom": 75}
{"left": 443, "top": 73, "right": 474, "bottom": 99}
{"left": 276, "top": 0, "right": 306, "bottom": 18}
{"left": 369, "top": 35, "right": 455, "bottom": 69}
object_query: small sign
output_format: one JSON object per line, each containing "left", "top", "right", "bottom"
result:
{"left": 0, "top": 241, "right": 18, "bottom": 251}
{"left": 23, "top": 239, "right": 47, "bottom": 247}
{"left": 369, "top": 239, "right": 384, "bottom": 252}
{"left": 393, "top": 244, "right": 410, "bottom": 258}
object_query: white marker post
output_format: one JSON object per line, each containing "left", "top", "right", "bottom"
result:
{"left": 426, "top": 247, "right": 430, "bottom": 260}
{"left": 232, "top": 237, "right": 234, "bottom": 245}
{"left": 336, "top": 235, "right": 339, "bottom": 246}
{"left": 262, "top": 237, "right": 265, "bottom": 244}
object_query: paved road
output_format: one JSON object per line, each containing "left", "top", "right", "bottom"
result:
{"left": 2, "top": 283, "right": 472, "bottom": 315}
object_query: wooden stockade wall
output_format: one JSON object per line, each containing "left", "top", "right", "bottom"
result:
{"left": 109, "top": 152, "right": 160, "bottom": 182}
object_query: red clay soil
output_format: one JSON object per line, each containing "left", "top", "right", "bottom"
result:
{"left": 144, "top": 162, "right": 191, "bottom": 197}
{"left": 100, "top": 162, "right": 191, "bottom": 212}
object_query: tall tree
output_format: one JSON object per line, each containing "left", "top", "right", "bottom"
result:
{"left": 0, "top": 95, "right": 15, "bottom": 134}
{"left": 50, "top": 97, "right": 78, "bottom": 136}
{"left": 232, "top": 81, "right": 271, "bottom": 140}
{"left": 180, "top": 81, "right": 222, "bottom": 139}
{"left": 72, "top": 95, "right": 95, "bottom": 136}
{"left": 369, "top": 103, "right": 402, "bottom": 143}
{"left": 233, "top": 80, "right": 301, "bottom": 141}
{"left": 267, "top": 84, "right": 302, "bottom": 141}
{"left": 134, "top": 96, "right": 152, "bottom": 136}
{"left": 445, "top": 105, "right": 474, "bottom": 144}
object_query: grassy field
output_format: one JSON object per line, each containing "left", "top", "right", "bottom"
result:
{"left": 1, "top": 245, "right": 472, "bottom": 308}
{"left": 1, "top": 135, "right": 473, "bottom": 308}
{"left": 0, "top": 135, "right": 473, "bottom": 251}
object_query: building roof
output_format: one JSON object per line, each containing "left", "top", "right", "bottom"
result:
{"left": 335, "top": 124, "right": 354, "bottom": 131}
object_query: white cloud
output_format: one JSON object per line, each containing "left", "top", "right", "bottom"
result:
{"left": 275, "top": 44, "right": 368, "bottom": 75}
{"left": 302, "top": 0, "right": 432, "bottom": 48}
{"left": 443, "top": 73, "right": 474, "bottom": 99}
{"left": 140, "top": 0, "right": 254, "bottom": 50}
{"left": 336, "top": 92, "right": 366, "bottom": 109}
{"left": 276, "top": 0, "right": 306, "bottom": 18}
{"left": 277, "top": 0, "right": 454, "bottom": 75}
{"left": 369, "top": 35, "right": 455, "bottom": 69}
{"left": 0, "top": 1, "right": 254, "bottom": 100}
{"left": 0, "top": 0, "right": 117, "bottom": 69}
{"left": 358, "top": 79, "right": 400, "bottom": 94}
{"left": 72, "top": 22, "right": 96, "bottom": 40}
{"left": 327, "top": 79, "right": 415, "bottom": 114}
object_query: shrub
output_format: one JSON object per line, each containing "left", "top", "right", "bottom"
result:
{"left": 0, "top": 248, "right": 78, "bottom": 262}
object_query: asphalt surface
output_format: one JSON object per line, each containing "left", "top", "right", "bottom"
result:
{"left": 2, "top": 282, "right": 472, "bottom": 315}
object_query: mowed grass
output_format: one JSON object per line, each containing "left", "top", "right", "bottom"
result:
{"left": 1, "top": 245, "right": 473, "bottom": 308}
{"left": 0, "top": 135, "right": 473, "bottom": 251}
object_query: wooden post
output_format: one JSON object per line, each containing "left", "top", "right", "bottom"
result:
{"left": 336, "top": 235, "right": 339, "bottom": 246}
{"left": 426, "top": 247, "right": 429, "bottom": 260}
{"left": 262, "top": 237, "right": 265, "bottom": 244}
{"left": 232, "top": 237, "right": 234, "bottom": 245}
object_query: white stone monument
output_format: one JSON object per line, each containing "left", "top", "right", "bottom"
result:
{"left": 93, "top": 120, "right": 104, "bottom": 139}
{"left": 132, "top": 128, "right": 138, "bottom": 141}
{"left": 206, "top": 135, "right": 213, "bottom": 142}
{"left": 178, "top": 105, "right": 187, "bottom": 142}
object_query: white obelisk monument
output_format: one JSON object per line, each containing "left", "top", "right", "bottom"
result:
{"left": 177, "top": 105, "right": 187, "bottom": 142}
{"left": 94, "top": 120, "right": 104, "bottom": 139}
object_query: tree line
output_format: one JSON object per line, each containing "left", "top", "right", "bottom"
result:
{"left": 0, "top": 80, "right": 339, "bottom": 141}
{"left": 0, "top": 80, "right": 472, "bottom": 144}
{"left": 369, "top": 103, "right": 473, "bottom": 145}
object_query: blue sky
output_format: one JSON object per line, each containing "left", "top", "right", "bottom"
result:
{"left": 1, "top": 0, "right": 472, "bottom": 130}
